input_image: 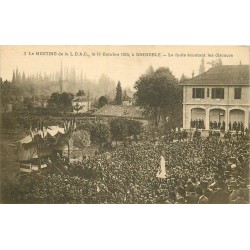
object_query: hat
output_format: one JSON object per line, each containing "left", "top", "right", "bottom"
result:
{"left": 176, "top": 196, "right": 185, "bottom": 204}
{"left": 198, "top": 195, "right": 208, "bottom": 204}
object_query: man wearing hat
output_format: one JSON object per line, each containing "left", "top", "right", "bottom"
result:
{"left": 209, "top": 180, "right": 229, "bottom": 204}
{"left": 199, "top": 180, "right": 213, "bottom": 200}
{"left": 186, "top": 181, "right": 199, "bottom": 204}
{"left": 176, "top": 186, "right": 186, "bottom": 204}
{"left": 196, "top": 185, "right": 209, "bottom": 204}
{"left": 230, "top": 189, "right": 248, "bottom": 204}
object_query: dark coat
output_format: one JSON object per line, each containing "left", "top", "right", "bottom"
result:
{"left": 209, "top": 189, "right": 229, "bottom": 204}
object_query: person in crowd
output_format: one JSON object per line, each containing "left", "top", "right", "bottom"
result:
{"left": 209, "top": 180, "right": 229, "bottom": 204}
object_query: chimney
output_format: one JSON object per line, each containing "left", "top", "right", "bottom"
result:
{"left": 192, "top": 70, "right": 194, "bottom": 78}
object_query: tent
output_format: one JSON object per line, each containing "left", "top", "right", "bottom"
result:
{"left": 17, "top": 126, "right": 68, "bottom": 162}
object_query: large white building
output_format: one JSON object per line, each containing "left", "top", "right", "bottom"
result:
{"left": 180, "top": 65, "right": 249, "bottom": 131}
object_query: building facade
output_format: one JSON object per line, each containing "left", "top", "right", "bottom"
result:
{"left": 72, "top": 96, "right": 91, "bottom": 114}
{"left": 180, "top": 65, "right": 250, "bottom": 131}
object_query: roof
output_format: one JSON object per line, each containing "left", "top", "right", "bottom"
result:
{"left": 72, "top": 97, "right": 89, "bottom": 102}
{"left": 18, "top": 126, "right": 66, "bottom": 145}
{"left": 93, "top": 105, "right": 145, "bottom": 119}
{"left": 179, "top": 65, "right": 249, "bottom": 86}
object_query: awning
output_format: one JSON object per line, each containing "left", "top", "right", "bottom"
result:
{"left": 19, "top": 135, "right": 33, "bottom": 144}
{"left": 19, "top": 126, "right": 66, "bottom": 144}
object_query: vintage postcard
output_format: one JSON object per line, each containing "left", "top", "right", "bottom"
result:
{"left": 0, "top": 45, "right": 249, "bottom": 204}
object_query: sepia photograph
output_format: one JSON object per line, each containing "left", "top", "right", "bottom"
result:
{"left": 0, "top": 45, "right": 249, "bottom": 204}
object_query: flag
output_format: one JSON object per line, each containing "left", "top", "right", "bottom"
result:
{"left": 156, "top": 155, "right": 166, "bottom": 179}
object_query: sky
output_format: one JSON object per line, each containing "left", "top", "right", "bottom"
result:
{"left": 0, "top": 45, "right": 249, "bottom": 89}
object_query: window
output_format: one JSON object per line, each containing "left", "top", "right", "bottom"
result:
{"left": 192, "top": 88, "right": 205, "bottom": 99}
{"left": 234, "top": 88, "right": 241, "bottom": 99}
{"left": 207, "top": 88, "right": 210, "bottom": 97}
{"left": 211, "top": 88, "right": 224, "bottom": 99}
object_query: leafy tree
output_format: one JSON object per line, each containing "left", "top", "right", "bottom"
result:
{"left": 23, "top": 97, "right": 34, "bottom": 111}
{"left": 76, "top": 90, "right": 85, "bottom": 96}
{"left": 110, "top": 118, "right": 128, "bottom": 145}
{"left": 97, "top": 74, "right": 116, "bottom": 99}
{"left": 126, "top": 119, "right": 143, "bottom": 137}
{"left": 0, "top": 80, "right": 13, "bottom": 106}
{"left": 145, "top": 65, "right": 154, "bottom": 76}
{"left": 109, "top": 118, "right": 143, "bottom": 145}
{"left": 12, "top": 70, "right": 16, "bottom": 83}
{"left": 91, "top": 123, "right": 112, "bottom": 148}
{"left": 78, "top": 120, "right": 111, "bottom": 148}
{"left": 115, "top": 81, "right": 122, "bottom": 105}
{"left": 134, "top": 67, "right": 182, "bottom": 130}
{"left": 98, "top": 96, "right": 108, "bottom": 107}
{"left": 47, "top": 92, "right": 74, "bottom": 115}
{"left": 72, "top": 130, "right": 90, "bottom": 149}
{"left": 207, "top": 59, "right": 223, "bottom": 68}
{"left": 22, "top": 72, "right": 26, "bottom": 82}
{"left": 179, "top": 74, "right": 189, "bottom": 83}
{"left": 1, "top": 113, "right": 19, "bottom": 133}
{"left": 77, "top": 120, "right": 95, "bottom": 132}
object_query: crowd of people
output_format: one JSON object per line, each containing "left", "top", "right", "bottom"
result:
{"left": 7, "top": 130, "right": 249, "bottom": 204}
{"left": 191, "top": 119, "right": 205, "bottom": 129}
{"left": 191, "top": 118, "right": 247, "bottom": 133}
{"left": 210, "top": 120, "right": 226, "bottom": 130}
{"left": 229, "top": 121, "right": 245, "bottom": 132}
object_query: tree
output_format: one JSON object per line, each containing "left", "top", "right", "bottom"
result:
{"left": 115, "top": 81, "right": 122, "bottom": 105}
{"left": 110, "top": 118, "right": 128, "bottom": 145}
{"left": 22, "top": 72, "right": 26, "bottom": 82}
{"left": 1, "top": 113, "right": 18, "bottom": 133}
{"left": 23, "top": 97, "right": 34, "bottom": 111}
{"left": 12, "top": 70, "right": 16, "bottom": 83}
{"left": 76, "top": 90, "right": 85, "bottom": 96}
{"left": 98, "top": 96, "right": 108, "bottom": 107}
{"left": 207, "top": 59, "right": 223, "bottom": 68}
{"left": 78, "top": 120, "right": 112, "bottom": 149}
{"left": 77, "top": 119, "right": 96, "bottom": 132}
{"left": 180, "top": 74, "right": 189, "bottom": 83}
{"left": 47, "top": 92, "right": 74, "bottom": 115}
{"left": 134, "top": 67, "right": 182, "bottom": 130}
{"left": 109, "top": 118, "right": 143, "bottom": 145}
{"left": 91, "top": 123, "right": 112, "bottom": 149}
{"left": 145, "top": 65, "right": 154, "bottom": 76}
{"left": 97, "top": 74, "right": 116, "bottom": 99}
{"left": 72, "top": 130, "right": 90, "bottom": 149}
{"left": 126, "top": 119, "right": 143, "bottom": 137}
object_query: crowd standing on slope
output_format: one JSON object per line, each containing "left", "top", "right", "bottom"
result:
{"left": 7, "top": 131, "right": 250, "bottom": 204}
